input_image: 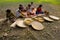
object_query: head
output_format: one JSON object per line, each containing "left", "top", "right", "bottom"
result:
{"left": 39, "top": 4, "right": 42, "bottom": 7}
{"left": 31, "top": 2, "right": 33, "bottom": 5}
{"left": 6, "top": 9, "right": 11, "bottom": 13}
{"left": 19, "top": 4, "right": 23, "bottom": 7}
{"left": 28, "top": 4, "right": 31, "bottom": 7}
{"left": 19, "top": 4, "right": 24, "bottom": 10}
{"left": 19, "top": 4, "right": 23, "bottom": 8}
{"left": 32, "top": 8, "right": 35, "bottom": 10}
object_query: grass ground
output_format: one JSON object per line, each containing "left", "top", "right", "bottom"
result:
{"left": 0, "top": 0, "right": 60, "bottom": 5}
{"left": 0, "top": 0, "right": 60, "bottom": 40}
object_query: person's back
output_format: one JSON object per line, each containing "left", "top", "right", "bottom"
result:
{"left": 30, "top": 2, "right": 35, "bottom": 8}
{"left": 26, "top": 4, "right": 31, "bottom": 10}
{"left": 16, "top": 9, "right": 21, "bottom": 18}
{"left": 27, "top": 8, "right": 36, "bottom": 18}
{"left": 6, "top": 9, "right": 15, "bottom": 22}
{"left": 37, "top": 7, "right": 42, "bottom": 12}
{"left": 36, "top": 4, "right": 44, "bottom": 15}
{"left": 16, "top": 4, "right": 24, "bottom": 18}
{"left": 6, "top": 9, "right": 14, "bottom": 18}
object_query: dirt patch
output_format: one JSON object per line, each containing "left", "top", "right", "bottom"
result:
{"left": 0, "top": 3, "right": 60, "bottom": 40}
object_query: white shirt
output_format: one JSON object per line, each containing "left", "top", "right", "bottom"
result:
{"left": 16, "top": 9, "right": 21, "bottom": 17}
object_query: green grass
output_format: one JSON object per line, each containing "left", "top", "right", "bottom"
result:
{"left": 0, "top": 0, "right": 60, "bottom": 6}
{"left": 0, "top": 0, "right": 60, "bottom": 4}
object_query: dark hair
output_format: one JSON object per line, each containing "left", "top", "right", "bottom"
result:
{"left": 39, "top": 4, "right": 42, "bottom": 7}
{"left": 6, "top": 9, "right": 11, "bottom": 13}
{"left": 19, "top": 4, "right": 22, "bottom": 7}
{"left": 19, "top": 7, "right": 21, "bottom": 10}
{"left": 19, "top": 4, "right": 23, "bottom": 10}
{"left": 31, "top": 2, "right": 33, "bottom": 4}
{"left": 28, "top": 4, "right": 31, "bottom": 7}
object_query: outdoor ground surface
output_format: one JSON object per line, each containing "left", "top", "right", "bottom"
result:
{"left": 0, "top": 0, "right": 60, "bottom": 40}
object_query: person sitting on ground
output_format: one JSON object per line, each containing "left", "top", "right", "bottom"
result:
{"left": 36, "top": 4, "right": 44, "bottom": 15}
{"left": 21, "top": 10, "right": 28, "bottom": 18}
{"left": 30, "top": 2, "right": 34, "bottom": 8}
{"left": 26, "top": 4, "right": 31, "bottom": 10}
{"left": 6, "top": 9, "right": 15, "bottom": 23}
{"left": 26, "top": 4, "right": 32, "bottom": 18}
{"left": 16, "top": 4, "right": 24, "bottom": 18}
{"left": 31, "top": 2, "right": 33, "bottom": 5}
{"left": 19, "top": 4, "right": 24, "bottom": 11}
{"left": 29, "top": 8, "right": 36, "bottom": 17}
{"left": 26, "top": 8, "right": 36, "bottom": 18}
